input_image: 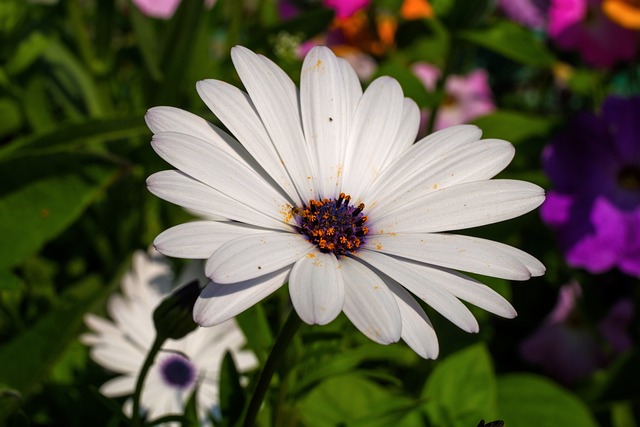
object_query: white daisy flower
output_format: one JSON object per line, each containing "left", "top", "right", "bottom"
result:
{"left": 81, "top": 249, "right": 257, "bottom": 425}
{"left": 146, "top": 45, "right": 545, "bottom": 359}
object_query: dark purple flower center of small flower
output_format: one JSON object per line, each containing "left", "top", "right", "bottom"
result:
{"left": 294, "top": 193, "right": 369, "bottom": 256}
{"left": 617, "top": 164, "right": 640, "bottom": 191}
{"left": 159, "top": 354, "right": 196, "bottom": 389}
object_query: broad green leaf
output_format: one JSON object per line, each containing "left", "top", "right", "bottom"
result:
{"left": 0, "top": 271, "right": 22, "bottom": 291}
{"left": 0, "top": 275, "right": 106, "bottom": 414}
{"left": 458, "top": 20, "right": 555, "bottom": 67}
{"left": 298, "top": 374, "right": 422, "bottom": 427}
{"left": 471, "top": 110, "right": 558, "bottom": 144}
{"left": 291, "top": 342, "right": 417, "bottom": 396}
{"left": 0, "top": 153, "right": 119, "bottom": 270}
{"left": 497, "top": 374, "right": 598, "bottom": 427}
{"left": 422, "top": 343, "right": 498, "bottom": 427}
{"left": 235, "top": 303, "right": 273, "bottom": 363}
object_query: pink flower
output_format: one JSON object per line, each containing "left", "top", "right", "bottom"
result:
{"left": 132, "top": 0, "right": 215, "bottom": 19}
{"left": 549, "top": 0, "right": 640, "bottom": 68}
{"left": 133, "top": 0, "right": 181, "bottom": 19}
{"left": 412, "top": 63, "right": 495, "bottom": 132}
{"left": 323, "top": 0, "right": 371, "bottom": 18}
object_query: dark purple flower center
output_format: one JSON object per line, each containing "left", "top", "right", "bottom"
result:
{"left": 617, "top": 164, "right": 640, "bottom": 191}
{"left": 159, "top": 354, "right": 196, "bottom": 389}
{"left": 294, "top": 193, "right": 369, "bottom": 256}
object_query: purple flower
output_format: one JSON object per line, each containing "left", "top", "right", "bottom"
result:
{"left": 323, "top": 0, "right": 371, "bottom": 18}
{"left": 541, "top": 96, "right": 640, "bottom": 277}
{"left": 498, "top": 0, "right": 550, "bottom": 30}
{"left": 548, "top": 0, "right": 640, "bottom": 68}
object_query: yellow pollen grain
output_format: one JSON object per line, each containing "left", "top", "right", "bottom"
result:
{"left": 307, "top": 253, "right": 316, "bottom": 258}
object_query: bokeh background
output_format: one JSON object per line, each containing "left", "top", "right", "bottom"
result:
{"left": 1, "top": 0, "right": 640, "bottom": 425}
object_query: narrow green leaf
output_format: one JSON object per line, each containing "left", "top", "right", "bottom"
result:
{"left": 497, "top": 374, "right": 598, "bottom": 427}
{"left": 129, "top": 6, "right": 163, "bottom": 81}
{"left": 0, "top": 98, "right": 23, "bottom": 136}
{"left": 219, "top": 351, "right": 245, "bottom": 426}
{"left": 458, "top": 20, "right": 555, "bottom": 67}
{"left": 0, "top": 116, "right": 147, "bottom": 160}
{"left": 422, "top": 343, "right": 498, "bottom": 427}
{"left": 0, "top": 153, "right": 119, "bottom": 269}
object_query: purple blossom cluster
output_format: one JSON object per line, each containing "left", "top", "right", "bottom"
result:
{"left": 541, "top": 96, "right": 640, "bottom": 277}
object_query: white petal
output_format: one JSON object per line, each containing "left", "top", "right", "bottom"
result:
{"left": 340, "top": 257, "right": 402, "bottom": 344}
{"left": 206, "top": 233, "right": 311, "bottom": 283}
{"left": 146, "top": 106, "right": 271, "bottom": 184}
{"left": 364, "top": 125, "right": 482, "bottom": 203}
{"left": 337, "top": 57, "right": 363, "bottom": 112}
{"left": 100, "top": 375, "right": 136, "bottom": 397}
{"left": 384, "top": 279, "right": 439, "bottom": 359}
{"left": 364, "top": 232, "right": 542, "bottom": 280}
{"left": 372, "top": 180, "right": 545, "bottom": 233}
{"left": 341, "top": 77, "right": 405, "bottom": 201}
{"left": 231, "top": 46, "right": 316, "bottom": 201}
{"left": 154, "top": 221, "right": 276, "bottom": 259}
{"left": 409, "top": 264, "right": 516, "bottom": 318}
{"left": 147, "top": 170, "right": 290, "bottom": 230}
{"left": 289, "top": 249, "right": 345, "bottom": 325}
{"left": 196, "top": 80, "right": 301, "bottom": 206}
{"left": 379, "top": 98, "right": 420, "bottom": 171}
{"left": 151, "top": 132, "right": 294, "bottom": 225}
{"left": 301, "top": 46, "right": 353, "bottom": 198}
{"left": 194, "top": 268, "right": 289, "bottom": 326}
{"left": 367, "top": 139, "right": 515, "bottom": 216}
{"left": 357, "top": 250, "right": 479, "bottom": 333}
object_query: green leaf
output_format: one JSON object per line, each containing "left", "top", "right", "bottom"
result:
{"left": 5, "top": 32, "right": 50, "bottom": 75}
{"left": 219, "top": 351, "right": 245, "bottom": 426}
{"left": 130, "top": 6, "right": 163, "bottom": 81}
{"left": 0, "top": 116, "right": 147, "bottom": 160}
{"left": 458, "top": 20, "right": 555, "bottom": 67}
{"left": 235, "top": 303, "right": 273, "bottom": 363}
{"left": 422, "top": 343, "right": 498, "bottom": 427}
{"left": 0, "top": 153, "right": 119, "bottom": 270}
{"left": 0, "top": 275, "right": 105, "bottom": 414}
{"left": 0, "top": 270, "right": 23, "bottom": 291}
{"left": 471, "top": 110, "right": 558, "bottom": 144}
{"left": 497, "top": 374, "right": 598, "bottom": 427}
{"left": 298, "top": 374, "right": 422, "bottom": 427}
{"left": 0, "top": 98, "right": 23, "bottom": 137}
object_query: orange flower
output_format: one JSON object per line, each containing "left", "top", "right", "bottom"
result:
{"left": 401, "top": 0, "right": 434, "bottom": 20}
{"left": 602, "top": 0, "right": 640, "bottom": 29}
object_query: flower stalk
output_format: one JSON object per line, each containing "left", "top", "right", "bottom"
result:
{"left": 242, "top": 309, "right": 303, "bottom": 427}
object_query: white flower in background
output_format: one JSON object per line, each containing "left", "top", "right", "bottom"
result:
{"left": 81, "top": 249, "right": 257, "bottom": 425}
{"left": 146, "top": 46, "right": 545, "bottom": 359}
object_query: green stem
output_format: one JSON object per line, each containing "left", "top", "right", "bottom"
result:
{"left": 242, "top": 310, "right": 303, "bottom": 427}
{"left": 132, "top": 335, "right": 165, "bottom": 426}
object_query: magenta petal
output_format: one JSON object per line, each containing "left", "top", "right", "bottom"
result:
{"left": 540, "top": 191, "right": 573, "bottom": 226}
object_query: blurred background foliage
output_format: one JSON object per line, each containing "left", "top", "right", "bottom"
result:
{"left": 0, "top": 0, "right": 639, "bottom": 425}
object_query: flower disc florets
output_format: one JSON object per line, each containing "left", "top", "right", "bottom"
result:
{"left": 294, "top": 193, "right": 369, "bottom": 256}
{"left": 159, "top": 354, "right": 197, "bottom": 389}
